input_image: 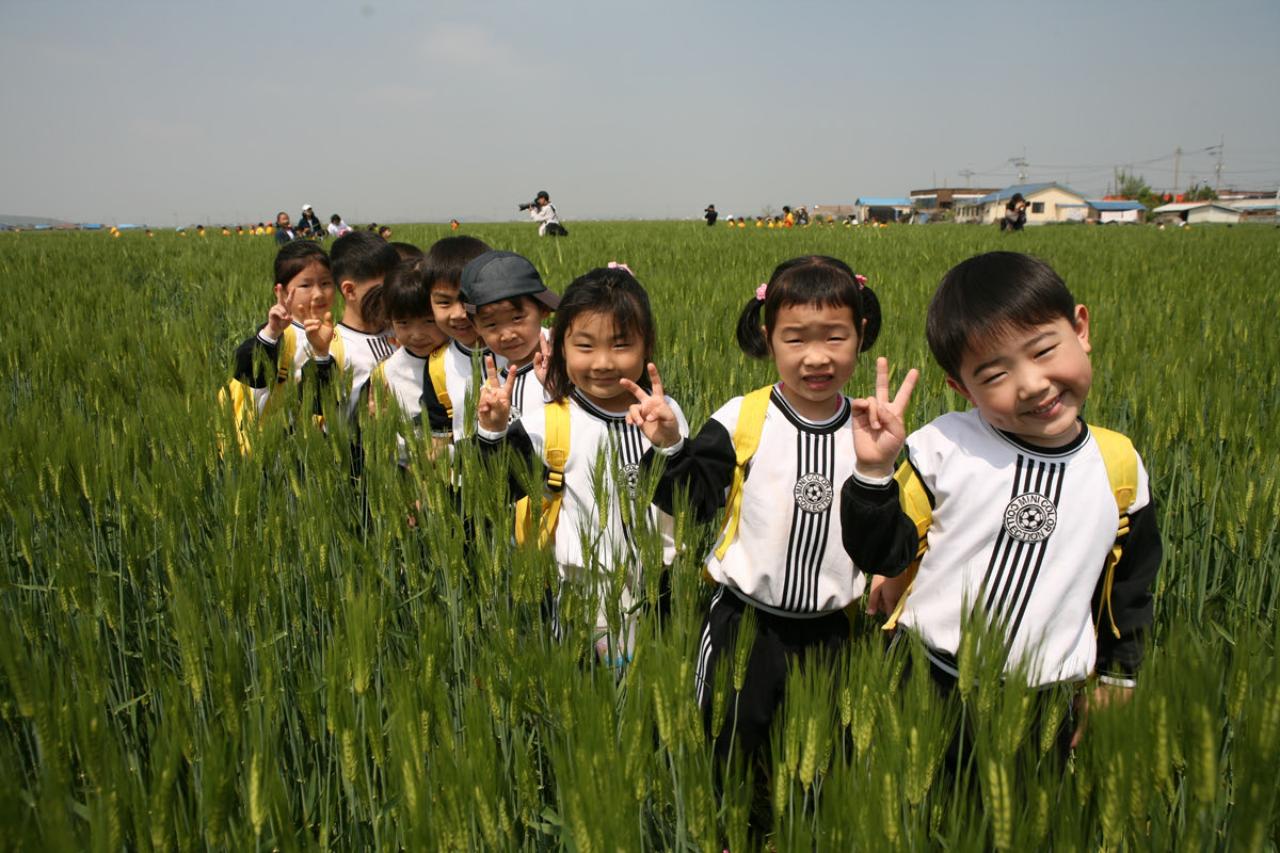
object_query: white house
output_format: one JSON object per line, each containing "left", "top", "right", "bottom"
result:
{"left": 956, "top": 183, "right": 1091, "bottom": 225}
{"left": 1151, "top": 202, "right": 1243, "bottom": 225}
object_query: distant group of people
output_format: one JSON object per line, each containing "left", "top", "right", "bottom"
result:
{"left": 272, "top": 206, "right": 397, "bottom": 245}
{"left": 714, "top": 204, "right": 846, "bottom": 229}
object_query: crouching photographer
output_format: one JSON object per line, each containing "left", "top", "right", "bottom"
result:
{"left": 519, "top": 190, "right": 568, "bottom": 236}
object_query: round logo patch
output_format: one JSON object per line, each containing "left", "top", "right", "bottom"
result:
{"left": 1002, "top": 493, "right": 1058, "bottom": 543}
{"left": 622, "top": 462, "right": 640, "bottom": 496}
{"left": 793, "top": 473, "right": 834, "bottom": 514}
{"left": 507, "top": 406, "right": 522, "bottom": 424}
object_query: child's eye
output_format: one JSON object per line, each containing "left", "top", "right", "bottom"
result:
{"left": 981, "top": 372, "right": 1006, "bottom": 385}
{"left": 1035, "top": 345, "right": 1057, "bottom": 358}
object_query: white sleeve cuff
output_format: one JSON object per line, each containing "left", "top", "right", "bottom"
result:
{"left": 313, "top": 353, "right": 332, "bottom": 364}
{"left": 653, "top": 437, "right": 685, "bottom": 456}
{"left": 852, "top": 464, "right": 894, "bottom": 486}
{"left": 257, "top": 329, "right": 280, "bottom": 345}
{"left": 475, "top": 425, "right": 508, "bottom": 441}
{"left": 1097, "top": 673, "right": 1137, "bottom": 688}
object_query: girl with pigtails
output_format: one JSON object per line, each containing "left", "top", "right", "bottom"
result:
{"left": 628, "top": 255, "right": 916, "bottom": 761}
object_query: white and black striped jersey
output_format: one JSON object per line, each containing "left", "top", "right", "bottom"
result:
{"left": 362, "top": 345, "right": 431, "bottom": 466}
{"left": 842, "top": 409, "right": 1161, "bottom": 687}
{"left": 421, "top": 340, "right": 508, "bottom": 442}
{"left": 335, "top": 323, "right": 396, "bottom": 418}
{"left": 501, "top": 361, "right": 547, "bottom": 429}
{"left": 648, "top": 386, "right": 865, "bottom": 616}
{"left": 233, "top": 321, "right": 333, "bottom": 413}
{"left": 478, "top": 389, "right": 690, "bottom": 631}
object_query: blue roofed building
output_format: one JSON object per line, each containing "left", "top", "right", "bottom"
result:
{"left": 854, "top": 197, "right": 914, "bottom": 223}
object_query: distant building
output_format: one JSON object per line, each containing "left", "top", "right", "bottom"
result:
{"left": 957, "top": 183, "right": 1091, "bottom": 225}
{"left": 1088, "top": 200, "right": 1146, "bottom": 224}
{"left": 1151, "top": 202, "right": 1241, "bottom": 225}
{"left": 910, "top": 187, "right": 999, "bottom": 215}
{"left": 854, "top": 197, "right": 914, "bottom": 224}
{"left": 812, "top": 204, "right": 855, "bottom": 221}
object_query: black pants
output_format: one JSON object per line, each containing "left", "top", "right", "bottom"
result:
{"left": 544, "top": 222, "right": 568, "bottom": 237}
{"left": 696, "top": 587, "right": 849, "bottom": 760}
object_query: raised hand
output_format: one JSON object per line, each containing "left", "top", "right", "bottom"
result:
{"left": 266, "top": 285, "right": 292, "bottom": 337}
{"left": 850, "top": 357, "right": 919, "bottom": 478}
{"left": 532, "top": 333, "right": 552, "bottom": 386}
{"left": 302, "top": 311, "right": 335, "bottom": 358}
{"left": 619, "top": 363, "right": 681, "bottom": 448}
{"left": 477, "top": 355, "right": 516, "bottom": 433}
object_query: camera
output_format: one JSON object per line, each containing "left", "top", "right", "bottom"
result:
{"left": 518, "top": 202, "right": 535, "bottom": 211}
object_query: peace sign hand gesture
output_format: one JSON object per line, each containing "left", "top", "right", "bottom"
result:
{"left": 267, "top": 285, "right": 292, "bottom": 337}
{"left": 850, "top": 357, "right": 919, "bottom": 479}
{"left": 302, "top": 311, "right": 335, "bottom": 359}
{"left": 532, "top": 333, "right": 552, "bottom": 387}
{"left": 619, "top": 363, "right": 682, "bottom": 449}
{"left": 477, "top": 355, "right": 516, "bottom": 433}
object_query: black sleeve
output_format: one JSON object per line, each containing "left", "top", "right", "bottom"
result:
{"left": 419, "top": 374, "right": 452, "bottom": 437}
{"left": 475, "top": 421, "right": 538, "bottom": 499}
{"left": 838, "top": 475, "right": 919, "bottom": 578}
{"left": 642, "top": 418, "right": 737, "bottom": 524}
{"left": 233, "top": 327, "right": 279, "bottom": 387}
{"left": 1093, "top": 500, "right": 1162, "bottom": 681}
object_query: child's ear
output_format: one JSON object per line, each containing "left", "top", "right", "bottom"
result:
{"left": 945, "top": 375, "right": 977, "bottom": 406}
{"left": 340, "top": 279, "right": 357, "bottom": 300}
{"left": 1073, "top": 304, "right": 1091, "bottom": 353}
{"left": 761, "top": 324, "right": 773, "bottom": 357}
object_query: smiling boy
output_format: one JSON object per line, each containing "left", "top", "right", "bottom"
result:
{"left": 841, "top": 251, "right": 1162, "bottom": 747}
{"left": 460, "top": 250, "right": 559, "bottom": 425}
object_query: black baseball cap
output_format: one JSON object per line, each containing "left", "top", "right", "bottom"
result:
{"left": 460, "top": 250, "right": 561, "bottom": 312}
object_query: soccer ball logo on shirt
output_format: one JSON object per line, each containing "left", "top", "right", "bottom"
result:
{"left": 794, "top": 473, "right": 834, "bottom": 514}
{"left": 1002, "top": 493, "right": 1058, "bottom": 543}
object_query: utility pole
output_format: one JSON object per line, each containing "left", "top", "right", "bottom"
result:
{"left": 1010, "top": 157, "right": 1029, "bottom": 183}
{"left": 1214, "top": 136, "right": 1224, "bottom": 193}
{"left": 1173, "top": 146, "right": 1182, "bottom": 196}
{"left": 959, "top": 169, "right": 975, "bottom": 187}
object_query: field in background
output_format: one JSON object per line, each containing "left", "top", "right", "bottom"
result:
{"left": 1, "top": 222, "right": 1278, "bottom": 849}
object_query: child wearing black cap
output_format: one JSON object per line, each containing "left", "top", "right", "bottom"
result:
{"left": 460, "top": 250, "right": 560, "bottom": 426}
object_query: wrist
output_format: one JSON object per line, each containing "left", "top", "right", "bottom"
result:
{"left": 854, "top": 462, "right": 895, "bottom": 483}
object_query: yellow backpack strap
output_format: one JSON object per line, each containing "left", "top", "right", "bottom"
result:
{"left": 428, "top": 345, "right": 453, "bottom": 420}
{"left": 881, "top": 458, "right": 934, "bottom": 630}
{"left": 217, "top": 379, "right": 257, "bottom": 456}
{"left": 1091, "top": 425, "right": 1139, "bottom": 640}
{"left": 714, "top": 386, "right": 775, "bottom": 561}
{"left": 516, "top": 399, "right": 571, "bottom": 548}
{"left": 328, "top": 327, "right": 346, "bottom": 373}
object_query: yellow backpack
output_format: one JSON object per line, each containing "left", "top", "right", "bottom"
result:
{"left": 427, "top": 345, "right": 454, "bottom": 423}
{"left": 714, "top": 385, "right": 775, "bottom": 561}
{"left": 217, "top": 326, "right": 346, "bottom": 455}
{"left": 513, "top": 399, "right": 571, "bottom": 548}
{"left": 881, "top": 424, "right": 1139, "bottom": 639}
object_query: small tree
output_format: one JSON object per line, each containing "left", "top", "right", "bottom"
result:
{"left": 1185, "top": 182, "right": 1217, "bottom": 202}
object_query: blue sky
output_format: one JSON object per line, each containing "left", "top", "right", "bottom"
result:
{"left": 2, "top": 0, "right": 1277, "bottom": 225}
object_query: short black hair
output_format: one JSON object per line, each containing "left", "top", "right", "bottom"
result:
{"left": 543, "top": 266, "right": 655, "bottom": 403}
{"left": 330, "top": 230, "right": 399, "bottom": 286}
{"left": 926, "top": 251, "right": 1077, "bottom": 379}
{"left": 383, "top": 259, "right": 432, "bottom": 321}
{"left": 273, "top": 240, "right": 329, "bottom": 288}
{"left": 735, "top": 255, "right": 880, "bottom": 359}
{"left": 389, "top": 241, "right": 424, "bottom": 262}
{"left": 422, "top": 235, "right": 491, "bottom": 293}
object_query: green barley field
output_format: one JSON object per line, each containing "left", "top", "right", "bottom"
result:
{"left": 2, "top": 221, "right": 1279, "bottom": 850}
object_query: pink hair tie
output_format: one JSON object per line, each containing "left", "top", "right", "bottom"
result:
{"left": 854, "top": 274, "right": 867, "bottom": 289}
{"left": 607, "top": 261, "right": 634, "bottom": 276}
{"left": 755, "top": 282, "right": 768, "bottom": 301}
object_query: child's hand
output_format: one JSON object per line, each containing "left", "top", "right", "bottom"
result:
{"left": 303, "top": 311, "right": 335, "bottom": 358}
{"left": 866, "top": 572, "right": 912, "bottom": 616}
{"left": 850, "top": 357, "right": 919, "bottom": 479}
{"left": 532, "top": 334, "right": 552, "bottom": 387}
{"left": 477, "top": 355, "right": 515, "bottom": 433}
{"left": 620, "top": 363, "right": 682, "bottom": 448}
{"left": 1070, "top": 681, "right": 1133, "bottom": 749}
{"left": 266, "top": 286, "right": 292, "bottom": 337}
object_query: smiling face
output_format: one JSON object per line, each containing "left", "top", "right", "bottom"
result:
{"left": 768, "top": 301, "right": 861, "bottom": 421}
{"left": 391, "top": 314, "right": 446, "bottom": 357}
{"left": 430, "top": 281, "right": 478, "bottom": 347}
{"left": 563, "top": 310, "right": 646, "bottom": 411}
{"left": 947, "top": 306, "right": 1093, "bottom": 447}
{"left": 279, "top": 259, "right": 335, "bottom": 322}
{"left": 474, "top": 298, "right": 548, "bottom": 368}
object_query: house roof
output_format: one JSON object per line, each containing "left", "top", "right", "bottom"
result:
{"left": 969, "top": 182, "right": 1085, "bottom": 205}
{"left": 1151, "top": 202, "right": 1239, "bottom": 214}
{"left": 1088, "top": 200, "right": 1147, "bottom": 212}
{"left": 854, "top": 197, "right": 913, "bottom": 207}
